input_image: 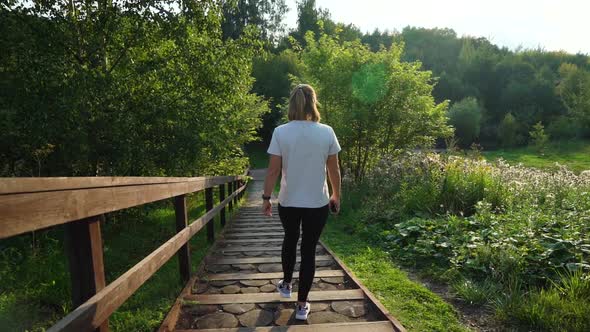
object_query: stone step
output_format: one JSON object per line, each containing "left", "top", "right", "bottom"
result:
{"left": 205, "top": 269, "right": 346, "bottom": 281}
{"left": 184, "top": 289, "right": 365, "bottom": 304}
{"left": 207, "top": 255, "right": 333, "bottom": 265}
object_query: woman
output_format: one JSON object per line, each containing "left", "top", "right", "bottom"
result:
{"left": 262, "top": 84, "right": 341, "bottom": 320}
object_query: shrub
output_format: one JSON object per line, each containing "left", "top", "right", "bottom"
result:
{"left": 447, "top": 97, "right": 483, "bottom": 147}
{"left": 497, "top": 112, "right": 522, "bottom": 147}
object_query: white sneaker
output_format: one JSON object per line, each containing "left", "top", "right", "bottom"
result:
{"left": 277, "top": 279, "right": 292, "bottom": 298}
{"left": 295, "top": 302, "right": 310, "bottom": 320}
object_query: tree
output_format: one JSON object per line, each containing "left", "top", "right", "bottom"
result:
{"left": 220, "top": 0, "right": 288, "bottom": 44}
{"left": 299, "top": 32, "right": 452, "bottom": 179}
{"left": 497, "top": 113, "right": 521, "bottom": 147}
{"left": 529, "top": 122, "right": 549, "bottom": 153}
{"left": 448, "top": 97, "right": 483, "bottom": 147}
{"left": 251, "top": 51, "right": 302, "bottom": 142}
{"left": 0, "top": 1, "right": 268, "bottom": 177}
{"left": 557, "top": 63, "right": 590, "bottom": 136}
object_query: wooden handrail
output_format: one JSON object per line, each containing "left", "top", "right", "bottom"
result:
{"left": 0, "top": 174, "right": 249, "bottom": 332}
{"left": 47, "top": 182, "right": 247, "bottom": 332}
{"left": 0, "top": 175, "right": 246, "bottom": 239}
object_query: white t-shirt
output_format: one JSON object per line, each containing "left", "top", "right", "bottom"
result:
{"left": 267, "top": 120, "right": 341, "bottom": 208}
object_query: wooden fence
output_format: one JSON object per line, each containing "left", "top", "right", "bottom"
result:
{"left": 0, "top": 174, "right": 249, "bottom": 332}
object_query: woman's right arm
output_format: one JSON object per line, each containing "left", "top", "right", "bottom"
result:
{"left": 327, "top": 153, "right": 341, "bottom": 213}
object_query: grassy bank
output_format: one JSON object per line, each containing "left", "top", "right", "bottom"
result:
{"left": 322, "top": 207, "right": 469, "bottom": 331}
{"left": 0, "top": 191, "right": 243, "bottom": 332}
{"left": 483, "top": 140, "right": 590, "bottom": 173}
{"left": 355, "top": 152, "right": 590, "bottom": 331}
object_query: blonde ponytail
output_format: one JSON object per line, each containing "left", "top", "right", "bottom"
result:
{"left": 288, "top": 84, "right": 320, "bottom": 122}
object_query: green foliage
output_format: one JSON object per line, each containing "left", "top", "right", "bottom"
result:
{"left": 497, "top": 112, "right": 521, "bottom": 147}
{"left": 448, "top": 97, "right": 483, "bottom": 147}
{"left": 529, "top": 122, "right": 549, "bottom": 153}
{"left": 251, "top": 50, "right": 302, "bottom": 142}
{"left": 0, "top": 2, "right": 267, "bottom": 177}
{"left": 557, "top": 63, "right": 590, "bottom": 136}
{"left": 298, "top": 33, "right": 452, "bottom": 179}
{"left": 321, "top": 205, "right": 468, "bottom": 332}
{"left": 352, "top": 152, "right": 590, "bottom": 330}
{"left": 220, "top": 0, "right": 288, "bottom": 43}
{"left": 546, "top": 115, "right": 583, "bottom": 139}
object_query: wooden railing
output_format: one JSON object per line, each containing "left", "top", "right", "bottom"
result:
{"left": 0, "top": 174, "right": 249, "bottom": 332}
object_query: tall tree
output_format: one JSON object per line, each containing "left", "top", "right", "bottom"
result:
{"left": 220, "top": 0, "right": 288, "bottom": 43}
{"left": 299, "top": 32, "right": 452, "bottom": 179}
{"left": 0, "top": 1, "right": 268, "bottom": 177}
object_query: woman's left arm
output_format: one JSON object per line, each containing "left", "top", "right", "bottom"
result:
{"left": 262, "top": 155, "right": 282, "bottom": 216}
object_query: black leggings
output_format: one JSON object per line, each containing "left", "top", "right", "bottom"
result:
{"left": 278, "top": 203, "right": 329, "bottom": 302}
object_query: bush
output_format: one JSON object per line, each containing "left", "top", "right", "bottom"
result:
{"left": 546, "top": 116, "right": 582, "bottom": 139}
{"left": 497, "top": 112, "right": 522, "bottom": 147}
{"left": 447, "top": 97, "right": 482, "bottom": 147}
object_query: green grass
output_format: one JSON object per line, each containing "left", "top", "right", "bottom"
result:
{"left": 321, "top": 208, "right": 469, "bottom": 332}
{"left": 482, "top": 140, "right": 590, "bottom": 173}
{"left": 0, "top": 191, "right": 245, "bottom": 332}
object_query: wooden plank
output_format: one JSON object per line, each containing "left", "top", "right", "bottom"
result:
{"left": 176, "top": 321, "right": 395, "bottom": 332}
{"left": 220, "top": 238, "right": 285, "bottom": 244}
{"left": 319, "top": 241, "right": 406, "bottom": 332}
{"left": 219, "top": 245, "right": 322, "bottom": 252}
{"left": 226, "top": 225, "right": 284, "bottom": 235}
{"left": 230, "top": 225, "right": 282, "bottom": 229}
{"left": 224, "top": 232, "right": 284, "bottom": 238}
{"left": 208, "top": 255, "right": 333, "bottom": 265}
{"left": 64, "top": 216, "right": 108, "bottom": 332}
{"left": 184, "top": 289, "right": 364, "bottom": 304}
{"left": 175, "top": 195, "right": 191, "bottom": 283}
{"left": 0, "top": 175, "right": 244, "bottom": 195}
{"left": 0, "top": 177, "right": 247, "bottom": 239}
{"left": 46, "top": 187, "right": 245, "bottom": 332}
{"left": 206, "top": 269, "right": 345, "bottom": 281}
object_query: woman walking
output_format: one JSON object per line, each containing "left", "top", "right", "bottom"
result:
{"left": 262, "top": 84, "right": 341, "bottom": 320}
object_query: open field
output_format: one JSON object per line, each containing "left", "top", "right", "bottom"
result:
{"left": 483, "top": 140, "right": 590, "bottom": 173}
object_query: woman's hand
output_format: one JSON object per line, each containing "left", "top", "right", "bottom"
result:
{"left": 329, "top": 195, "right": 340, "bottom": 214}
{"left": 262, "top": 199, "right": 273, "bottom": 216}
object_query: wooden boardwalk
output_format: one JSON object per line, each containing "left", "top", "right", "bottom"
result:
{"left": 1, "top": 171, "right": 404, "bottom": 331}
{"left": 160, "top": 171, "right": 405, "bottom": 332}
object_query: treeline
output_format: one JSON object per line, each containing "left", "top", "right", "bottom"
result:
{"left": 3, "top": 0, "right": 589, "bottom": 178}
{"left": 0, "top": 1, "right": 269, "bottom": 177}
{"left": 251, "top": 1, "right": 590, "bottom": 150}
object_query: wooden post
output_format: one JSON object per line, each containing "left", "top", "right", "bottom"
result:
{"left": 219, "top": 184, "right": 226, "bottom": 227}
{"left": 233, "top": 181, "right": 238, "bottom": 206}
{"left": 64, "top": 215, "right": 109, "bottom": 332}
{"left": 205, "top": 187, "right": 214, "bottom": 243}
{"left": 228, "top": 181, "right": 233, "bottom": 213}
{"left": 174, "top": 195, "right": 191, "bottom": 283}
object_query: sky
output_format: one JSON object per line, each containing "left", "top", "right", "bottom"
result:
{"left": 283, "top": 0, "right": 590, "bottom": 54}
